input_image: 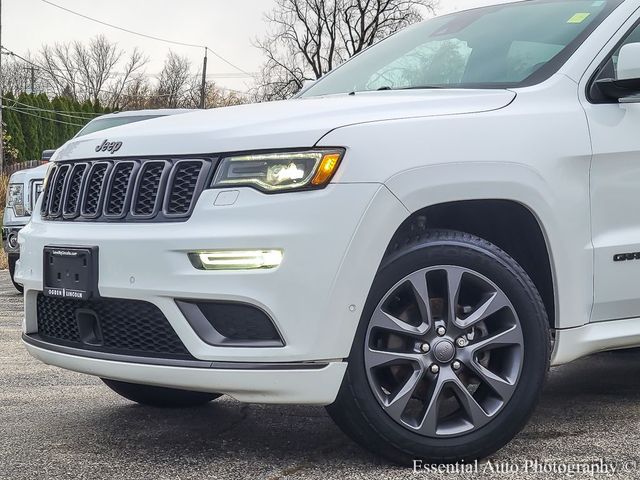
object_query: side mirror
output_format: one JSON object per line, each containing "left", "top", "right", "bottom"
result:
{"left": 617, "top": 42, "right": 640, "bottom": 80}
{"left": 41, "top": 149, "right": 56, "bottom": 162}
{"left": 596, "top": 43, "right": 640, "bottom": 101}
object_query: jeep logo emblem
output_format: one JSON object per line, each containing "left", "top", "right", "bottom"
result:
{"left": 95, "top": 139, "right": 123, "bottom": 154}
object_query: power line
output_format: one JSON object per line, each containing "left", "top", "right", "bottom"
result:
{"left": 1, "top": 96, "right": 102, "bottom": 119}
{"left": 206, "top": 73, "right": 256, "bottom": 78}
{"left": 4, "top": 105, "right": 85, "bottom": 127}
{"left": 204, "top": 48, "right": 251, "bottom": 77}
{"left": 3, "top": 46, "right": 248, "bottom": 101}
{"left": 42, "top": 0, "right": 205, "bottom": 49}
{"left": 1, "top": 45, "right": 120, "bottom": 97}
{"left": 2, "top": 45, "right": 181, "bottom": 99}
{"left": 41, "top": 0, "right": 252, "bottom": 76}
{"left": 2, "top": 105, "right": 85, "bottom": 127}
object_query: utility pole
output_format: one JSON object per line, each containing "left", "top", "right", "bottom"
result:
{"left": 200, "top": 47, "right": 208, "bottom": 109}
{"left": 30, "top": 66, "right": 36, "bottom": 94}
{"left": 0, "top": 0, "right": 4, "bottom": 175}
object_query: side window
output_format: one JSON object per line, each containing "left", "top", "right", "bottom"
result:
{"left": 611, "top": 25, "right": 640, "bottom": 79}
{"left": 595, "top": 23, "right": 640, "bottom": 82}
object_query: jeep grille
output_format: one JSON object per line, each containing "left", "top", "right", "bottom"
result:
{"left": 40, "top": 157, "right": 215, "bottom": 222}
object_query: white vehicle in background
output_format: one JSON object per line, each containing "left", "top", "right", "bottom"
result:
{"left": 15, "top": 0, "right": 640, "bottom": 465}
{"left": 3, "top": 161, "right": 49, "bottom": 291}
{"left": 3, "top": 109, "right": 194, "bottom": 291}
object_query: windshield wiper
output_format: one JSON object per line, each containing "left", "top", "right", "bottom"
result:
{"left": 401, "top": 85, "right": 446, "bottom": 90}
{"left": 375, "top": 85, "right": 446, "bottom": 92}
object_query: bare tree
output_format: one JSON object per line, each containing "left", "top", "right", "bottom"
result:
{"left": 205, "top": 85, "right": 246, "bottom": 108}
{"left": 37, "top": 35, "right": 148, "bottom": 108}
{"left": 154, "top": 51, "right": 192, "bottom": 108}
{"left": 116, "top": 73, "right": 153, "bottom": 110}
{"left": 0, "top": 56, "right": 47, "bottom": 94}
{"left": 254, "top": 0, "right": 437, "bottom": 101}
{"left": 110, "top": 52, "right": 247, "bottom": 111}
{"left": 108, "top": 48, "right": 149, "bottom": 107}
{"left": 3, "top": 40, "right": 246, "bottom": 111}
{"left": 180, "top": 72, "right": 246, "bottom": 109}
{"left": 340, "top": 0, "right": 429, "bottom": 56}
{"left": 40, "top": 42, "right": 78, "bottom": 99}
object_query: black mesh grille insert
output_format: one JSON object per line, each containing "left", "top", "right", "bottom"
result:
{"left": 202, "top": 302, "right": 280, "bottom": 341}
{"left": 176, "top": 299, "right": 284, "bottom": 347}
{"left": 82, "top": 163, "right": 109, "bottom": 216}
{"left": 166, "top": 161, "right": 203, "bottom": 215}
{"left": 133, "top": 161, "right": 166, "bottom": 216}
{"left": 49, "top": 164, "right": 70, "bottom": 215}
{"left": 63, "top": 163, "right": 87, "bottom": 217}
{"left": 41, "top": 157, "right": 213, "bottom": 222}
{"left": 105, "top": 162, "right": 135, "bottom": 216}
{"left": 37, "top": 294, "right": 195, "bottom": 360}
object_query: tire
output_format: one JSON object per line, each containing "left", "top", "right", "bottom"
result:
{"left": 7, "top": 254, "right": 23, "bottom": 294}
{"left": 102, "top": 379, "right": 222, "bottom": 408}
{"left": 327, "top": 229, "right": 550, "bottom": 465}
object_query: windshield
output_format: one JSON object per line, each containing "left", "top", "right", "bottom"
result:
{"left": 75, "top": 115, "right": 164, "bottom": 137}
{"left": 301, "top": 0, "right": 620, "bottom": 97}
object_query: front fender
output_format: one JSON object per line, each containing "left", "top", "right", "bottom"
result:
{"left": 319, "top": 82, "right": 593, "bottom": 329}
{"left": 386, "top": 161, "right": 590, "bottom": 330}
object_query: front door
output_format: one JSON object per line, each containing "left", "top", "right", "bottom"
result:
{"left": 584, "top": 20, "right": 640, "bottom": 321}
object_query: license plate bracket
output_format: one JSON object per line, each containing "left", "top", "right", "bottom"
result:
{"left": 43, "top": 246, "right": 99, "bottom": 300}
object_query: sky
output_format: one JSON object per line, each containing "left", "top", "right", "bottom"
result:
{"left": 1, "top": 0, "right": 512, "bottom": 92}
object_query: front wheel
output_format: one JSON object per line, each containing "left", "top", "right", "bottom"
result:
{"left": 102, "top": 379, "right": 221, "bottom": 408}
{"left": 327, "top": 230, "right": 550, "bottom": 464}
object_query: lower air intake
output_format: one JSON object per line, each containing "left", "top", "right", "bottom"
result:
{"left": 36, "top": 293, "right": 195, "bottom": 360}
{"left": 176, "top": 300, "right": 284, "bottom": 347}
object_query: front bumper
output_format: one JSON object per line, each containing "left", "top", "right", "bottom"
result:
{"left": 23, "top": 335, "right": 347, "bottom": 404}
{"left": 17, "top": 184, "right": 408, "bottom": 403}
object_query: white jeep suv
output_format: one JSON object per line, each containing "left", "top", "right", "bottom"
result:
{"left": 16, "top": 0, "right": 640, "bottom": 464}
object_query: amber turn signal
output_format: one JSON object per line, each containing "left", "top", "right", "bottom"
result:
{"left": 311, "top": 153, "right": 342, "bottom": 186}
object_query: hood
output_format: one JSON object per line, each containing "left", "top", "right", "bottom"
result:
{"left": 8, "top": 163, "right": 49, "bottom": 184}
{"left": 55, "top": 89, "right": 516, "bottom": 161}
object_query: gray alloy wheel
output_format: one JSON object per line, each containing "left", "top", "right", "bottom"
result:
{"left": 364, "top": 265, "right": 524, "bottom": 438}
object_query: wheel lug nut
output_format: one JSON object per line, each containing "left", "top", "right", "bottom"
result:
{"left": 436, "top": 326, "right": 446, "bottom": 336}
{"left": 420, "top": 343, "right": 430, "bottom": 353}
{"left": 456, "top": 337, "right": 468, "bottom": 347}
{"left": 452, "top": 360, "right": 461, "bottom": 370}
{"left": 430, "top": 364, "right": 440, "bottom": 374}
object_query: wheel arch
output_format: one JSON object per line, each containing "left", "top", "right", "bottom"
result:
{"left": 384, "top": 199, "right": 557, "bottom": 330}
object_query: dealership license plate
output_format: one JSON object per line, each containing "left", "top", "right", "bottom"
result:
{"left": 43, "top": 246, "right": 99, "bottom": 300}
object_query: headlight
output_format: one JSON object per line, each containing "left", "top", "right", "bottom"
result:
{"left": 211, "top": 149, "right": 344, "bottom": 192}
{"left": 7, "top": 183, "right": 26, "bottom": 216}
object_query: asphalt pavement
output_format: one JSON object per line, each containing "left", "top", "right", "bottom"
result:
{"left": 1, "top": 269, "right": 639, "bottom": 480}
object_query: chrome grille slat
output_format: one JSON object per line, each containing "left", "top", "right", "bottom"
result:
{"left": 40, "top": 158, "right": 214, "bottom": 223}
